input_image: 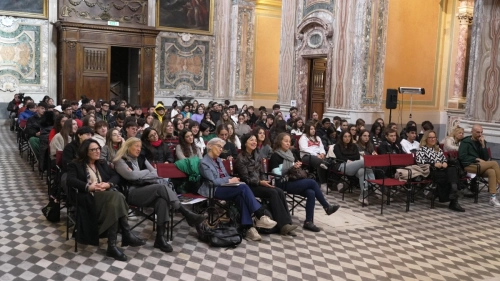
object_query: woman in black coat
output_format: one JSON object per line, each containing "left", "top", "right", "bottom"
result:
{"left": 140, "top": 128, "right": 174, "bottom": 164}
{"left": 234, "top": 134, "right": 297, "bottom": 236}
{"left": 67, "top": 139, "right": 145, "bottom": 261}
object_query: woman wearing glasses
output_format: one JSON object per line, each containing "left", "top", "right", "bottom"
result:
{"left": 415, "top": 130, "right": 463, "bottom": 212}
{"left": 140, "top": 128, "right": 174, "bottom": 164}
{"left": 67, "top": 139, "right": 145, "bottom": 261}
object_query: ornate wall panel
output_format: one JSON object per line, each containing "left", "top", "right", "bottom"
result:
{"left": 465, "top": 0, "right": 500, "bottom": 122}
{"left": 303, "top": 0, "right": 334, "bottom": 18}
{"left": 155, "top": 33, "right": 214, "bottom": 98}
{"left": 277, "top": 0, "right": 297, "bottom": 103}
{"left": 59, "top": 0, "right": 148, "bottom": 26}
{"left": 0, "top": 16, "right": 48, "bottom": 94}
{"left": 231, "top": 4, "right": 255, "bottom": 98}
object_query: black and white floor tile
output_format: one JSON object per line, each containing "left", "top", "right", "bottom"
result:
{"left": 1, "top": 124, "right": 500, "bottom": 281}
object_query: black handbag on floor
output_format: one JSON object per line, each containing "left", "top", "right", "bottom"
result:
{"left": 42, "top": 199, "right": 60, "bottom": 223}
{"left": 196, "top": 220, "right": 242, "bottom": 248}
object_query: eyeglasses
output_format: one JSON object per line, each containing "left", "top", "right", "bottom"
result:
{"left": 89, "top": 147, "right": 101, "bottom": 152}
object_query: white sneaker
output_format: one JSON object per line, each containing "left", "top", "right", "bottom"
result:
{"left": 320, "top": 163, "right": 328, "bottom": 170}
{"left": 128, "top": 213, "right": 138, "bottom": 221}
{"left": 321, "top": 183, "right": 328, "bottom": 192}
{"left": 254, "top": 215, "right": 277, "bottom": 229}
{"left": 358, "top": 198, "right": 369, "bottom": 205}
{"left": 246, "top": 227, "right": 262, "bottom": 241}
{"left": 489, "top": 197, "right": 500, "bottom": 207}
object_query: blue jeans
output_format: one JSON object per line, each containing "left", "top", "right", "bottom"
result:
{"left": 214, "top": 184, "right": 261, "bottom": 226}
{"left": 276, "top": 178, "right": 329, "bottom": 222}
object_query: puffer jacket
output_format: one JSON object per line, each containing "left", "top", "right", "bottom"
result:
{"left": 234, "top": 150, "right": 267, "bottom": 187}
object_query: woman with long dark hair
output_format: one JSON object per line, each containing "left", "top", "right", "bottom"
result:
{"left": 234, "top": 134, "right": 297, "bottom": 236}
{"left": 357, "top": 129, "right": 377, "bottom": 156}
{"left": 140, "top": 128, "right": 174, "bottom": 164}
{"left": 50, "top": 118, "right": 77, "bottom": 160}
{"left": 269, "top": 133, "right": 340, "bottom": 232}
{"left": 216, "top": 124, "right": 237, "bottom": 160}
{"left": 370, "top": 122, "right": 383, "bottom": 146}
{"left": 176, "top": 129, "right": 203, "bottom": 160}
{"left": 201, "top": 111, "right": 216, "bottom": 133}
{"left": 187, "top": 120, "right": 206, "bottom": 154}
{"left": 62, "top": 126, "right": 94, "bottom": 172}
{"left": 334, "top": 131, "right": 375, "bottom": 205}
{"left": 67, "top": 139, "right": 144, "bottom": 261}
{"left": 49, "top": 114, "right": 68, "bottom": 142}
{"left": 252, "top": 127, "right": 273, "bottom": 159}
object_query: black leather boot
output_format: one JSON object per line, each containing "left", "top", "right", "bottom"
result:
{"left": 449, "top": 200, "right": 465, "bottom": 212}
{"left": 154, "top": 223, "right": 173, "bottom": 253}
{"left": 119, "top": 216, "right": 145, "bottom": 247}
{"left": 106, "top": 222, "right": 127, "bottom": 261}
{"left": 178, "top": 205, "right": 206, "bottom": 227}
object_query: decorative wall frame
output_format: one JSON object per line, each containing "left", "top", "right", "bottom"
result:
{"left": 156, "top": 0, "right": 214, "bottom": 35}
{"left": 0, "top": 0, "right": 48, "bottom": 19}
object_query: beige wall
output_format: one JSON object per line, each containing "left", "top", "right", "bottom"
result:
{"left": 382, "top": 0, "right": 457, "bottom": 128}
{"left": 252, "top": 1, "right": 281, "bottom": 107}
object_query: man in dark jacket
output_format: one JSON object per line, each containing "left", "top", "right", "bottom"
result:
{"left": 459, "top": 124, "right": 500, "bottom": 207}
{"left": 96, "top": 100, "right": 114, "bottom": 124}
{"left": 26, "top": 103, "right": 47, "bottom": 139}
{"left": 7, "top": 94, "right": 21, "bottom": 131}
{"left": 378, "top": 129, "right": 403, "bottom": 155}
{"left": 316, "top": 118, "right": 331, "bottom": 138}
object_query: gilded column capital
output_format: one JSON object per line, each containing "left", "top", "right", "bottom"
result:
{"left": 457, "top": 12, "right": 473, "bottom": 25}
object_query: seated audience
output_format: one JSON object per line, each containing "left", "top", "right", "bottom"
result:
{"left": 298, "top": 122, "right": 328, "bottom": 189}
{"left": 67, "top": 139, "right": 145, "bottom": 261}
{"left": 334, "top": 131, "right": 375, "bottom": 205}
{"left": 269, "top": 133, "right": 339, "bottom": 232}
{"left": 200, "top": 122, "right": 216, "bottom": 142}
{"left": 315, "top": 118, "right": 331, "bottom": 138}
{"left": 416, "top": 130, "right": 463, "bottom": 212}
{"left": 101, "top": 128, "right": 123, "bottom": 163}
{"left": 235, "top": 114, "right": 252, "bottom": 137}
{"left": 252, "top": 127, "right": 273, "bottom": 159}
{"left": 216, "top": 124, "right": 237, "bottom": 160}
{"left": 114, "top": 138, "right": 205, "bottom": 253}
{"left": 187, "top": 120, "right": 206, "bottom": 154}
{"left": 235, "top": 134, "right": 297, "bottom": 237}
{"left": 62, "top": 127, "right": 93, "bottom": 172}
{"left": 176, "top": 129, "right": 203, "bottom": 160}
{"left": 357, "top": 129, "right": 377, "bottom": 156}
{"left": 140, "top": 128, "right": 174, "bottom": 164}
{"left": 50, "top": 119, "right": 77, "bottom": 159}
{"left": 226, "top": 123, "right": 241, "bottom": 149}
{"left": 399, "top": 121, "right": 417, "bottom": 140}
{"left": 459, "top": 124, "right": 500, "bottom": 207}
{"left": 192, "top": 105, "right": 205, "bottom": 124}
{"left": 378, "top": 129, "right": 402, "bottom": 154}
{"left": 348, "top": 125, "right": 358, "bottom": 143}
{"left": 93, "top": 120, "right": 108, "bottom": 147}
{"left": 82, "top": 115, "right": 96, "bottom": 132}
{"left": 290, "top": 117, "right": 304, "bottom": 136}
{"left": 370, "top": 122, "right": 383, "bottom": 146}
{"left": 400, "top": 126, "right": 419, "bottom": 154}
{"left": 49, "top": 115, "right": 68, "bottom": 143}
{"left": 442, "top": 127, "right": 464, "bottom": 152}
{"left": 198, "top": 138, "right": 278, "bottom": 241}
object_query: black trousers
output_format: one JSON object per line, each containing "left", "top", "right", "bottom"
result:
{"left": 250, "top": 184, "right": 291, "bottom": 228}
{"left": 301, "top": 155, "right": 327, "bottom": 184}
{"left": 433, "top": 166, "right": 459, "bottom": 202}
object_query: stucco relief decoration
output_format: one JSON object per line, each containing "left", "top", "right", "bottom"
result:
{"left": 60, "top": 0, "right": 148, "bottom": 25}
{"left": 0, "top": 16, "right": 48, "bottom": 94}
{"left": 234, "top": 7, "right": 255, "bottom": 97}
{"left": 303, "top": 0, "right": 334, "bottom": 18}
{"left": 155, "top": 33, "right": 214, "bottom": 98}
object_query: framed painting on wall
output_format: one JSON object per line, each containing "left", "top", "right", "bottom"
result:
{"left": 156, "top": 0, "right": 214, "bottom": 35}
{"left": 0, "top": 0, "right": 48, "bottom": 19}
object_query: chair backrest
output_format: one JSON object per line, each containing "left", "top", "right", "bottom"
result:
{"left": 56, "top": 150, "right": 63, "bottom": 166}
{"left": 163, "top": 138, "right": 179, "bottom": 147}
{"left": 156, "top": 163, "right": 187, "bottom": 179}
{"left": 364, "top": 154, "right": 391, "bottom": 167}
{"left": 222, "top": 159, "right": 233, "bottom": 175}
{"left": 261, "top": 158, "right": 270, "bottom": 173}
{"left": 389, "top": 154, "right": 415, "bottom": 167}
{"left": 447, "top": 150, "right": 458, "bottom": 159}
{"left": 439, "top": 143, "right": 444, "bottom": 150}
{"left": 293, "top": 135, "right": 301, "bottom": 150}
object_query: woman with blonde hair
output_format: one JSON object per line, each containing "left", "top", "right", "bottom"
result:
{"left": 416, "top": 130, "right": 463, "bottom": 212}
{"left": 113, "top": 138, "right": 205, "bottom": 253}
{"left": 442, "top": 127, "right": 464, "bottom": 152}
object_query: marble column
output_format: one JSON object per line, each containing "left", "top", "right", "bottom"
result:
{"left": 461, "top": 0, "right": 500, "bottom": 149}
{"left": 277, "top": 0, "right": 297, "bottom": 106}
{"left": 214, "top": 0, "right": 232, "bottom": 100}
{"left": 228, "top": 0, "right": 256, "bottom": 102}
{"left": 324, "top": 0, "right": 388, "bottom": 122}
{"left": 449, "top": 0, "right": 473, "bottom": 109}
{"left": 48, "top": 0, "right": 58, "bottom": 101}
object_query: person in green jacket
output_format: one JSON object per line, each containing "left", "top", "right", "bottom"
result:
{"left": 458, "top": 124, "right": 500, "bottom": 207}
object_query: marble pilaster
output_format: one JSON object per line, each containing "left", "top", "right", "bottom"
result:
{"left": 277, "top": 0, "right": 297, "bottom": 105}
{"left": 228, "top": 0, "right": 256, "bottom": 102}
{"left": 214, "top": 0, "right": 232, "bottom": 99}
{"left": 448, "top": 0, "right": 473, "bottom": 109}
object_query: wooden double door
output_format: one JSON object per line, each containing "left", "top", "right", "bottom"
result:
{"left": 307, "top": 58, "right": 327, "bottom": 120}
{"left": 56, "top": 22, "right": 159, "bottom": 106}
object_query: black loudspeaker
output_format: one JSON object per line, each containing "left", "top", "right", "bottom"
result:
{"left": 385, "top": 89, "right": 398, "bottom": 109}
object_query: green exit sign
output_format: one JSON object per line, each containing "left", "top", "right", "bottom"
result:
{"left": 107, "top": 21, "right": 119, "bottom": 26}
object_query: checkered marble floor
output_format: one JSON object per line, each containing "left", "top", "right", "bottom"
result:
{"left": 2, "top": 124, "right": 500, "bottom": 281}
